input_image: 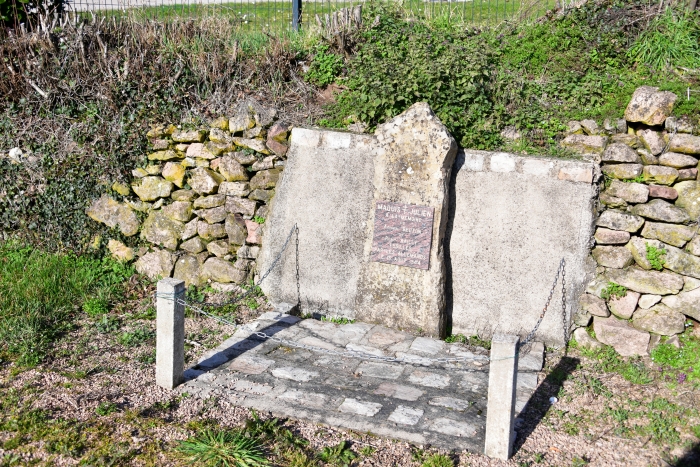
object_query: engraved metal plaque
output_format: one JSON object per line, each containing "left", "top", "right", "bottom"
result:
{"left": 370, "top": 200, "right": 434, "bottom": 270}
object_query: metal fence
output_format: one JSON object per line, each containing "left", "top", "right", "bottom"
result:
{"left": 65, "top": 0, "right": 565, "bottom": 31}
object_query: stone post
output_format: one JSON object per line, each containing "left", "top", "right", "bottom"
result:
{"left": 156, "top": 278, "right": 185, "bottom": 389}
{"left": 484, "top": 334, "right": 520, "bottom": 460}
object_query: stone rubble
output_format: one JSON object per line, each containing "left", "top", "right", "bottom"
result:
{"left": 87, "top": 99, "right": 290, "bottom": 287}
{"left": 564, "top": 86, "right": 699, "bottom": 356}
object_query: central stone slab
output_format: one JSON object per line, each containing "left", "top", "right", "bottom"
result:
{"left": 355, "top": 103, "right": 456, "bottom": 336}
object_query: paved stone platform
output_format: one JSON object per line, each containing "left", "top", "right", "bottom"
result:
{"left": 178, "top": 311, "right": 542, "bottom": 452}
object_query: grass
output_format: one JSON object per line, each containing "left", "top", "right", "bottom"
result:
{"left": 651, "top": 330, "right": 700, "bottom": 386}
{"left": 444, "top": 333, "right": 491, "bottom": 350}
{"left": 0, "top": 242, "right": 134, "bottom": 366}
{"left": 83, "top": 0, "right": 560, "bottom": 32}
{"left": 176, "top": 429, "right": 269, "bottom": 467}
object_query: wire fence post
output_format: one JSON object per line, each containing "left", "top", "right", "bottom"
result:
{"left": 156, "top": 278, "right": 185, "bottom": 389}
{"left": 484, "top": 334, "right": 520, "bottom": 460}
{"left": 292, "top": 0, "right": 302, "bottom": 31}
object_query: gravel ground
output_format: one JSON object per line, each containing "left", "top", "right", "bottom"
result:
{"left": 1, "top": 285, "right": 699, "bottom": 466}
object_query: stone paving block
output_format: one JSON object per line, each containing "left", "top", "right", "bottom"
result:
{"left": 409, "top": 337, "right": 445, "bottom": 355}
{"left": 230, "top": 380, "right": 274, "bottom": 395}
{"left": 356, "top": 361, "right": 405, "bottom": 380}
{"left": 279, "top": 389, "right": 329, "bottom": 409}
{"left": 227, "top": 355, "right": 275, "bottom": 374}
{"left": 428, "top": 397, "right": 473, "bottom": 412}
{"left": 330, "top": 323, "right": 375, "bottom": 345}
{"left": 386, "top": 340, "right": 413, "bottom": 353}
{"left": 388, "top": 406, "right": 424, "bottom": 425}
{"left": 183, "top": 368, "right": 206, "bottom": 381}
{"left": 362, "top": 327, "right": 413, "bottom": 348}
{"left": 271, "top": 366, "right": 319, "bottom": 382}
{"left": 197, "top": 350, "right": 230, "bottom": 370}
{"left": 395, "top": 352, "right": 433, "bottom": 366}
{"left": 517, "top": 342, "right": 544, "bottom": 372}
{"left": 429, "top": 417, "right": 478, "bottom": 437}
{"left": 408, "top": 370, "right": 450, "bottom": 388}
{"left": 458, "top": 371, "right": 490, "bottom": 392}
{"left": 517, "top": 372, "right": 538, "bottom": 391}
{"left": 373, "top": 382, "right": 424, "bottom": 401}
{"left": 338, "top": 398, "right": 383, "bottom": 417}
{"left": 346, "top": 343, "right": 386, "bottom": 357}
{"left": 298, "top": 336, "right": 343, "bottom": 351}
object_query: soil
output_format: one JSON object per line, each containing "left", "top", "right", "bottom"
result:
{"left": 1, "top": 281, "right": 699, "bottom": 467}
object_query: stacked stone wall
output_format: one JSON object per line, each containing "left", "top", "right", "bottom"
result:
{"left": 564, "top": 86, "right": 700, "bottom": 355}
{"left": 87, "top": 100, "right": 289, "bottom": 290}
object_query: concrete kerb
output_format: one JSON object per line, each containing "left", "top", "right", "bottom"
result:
{"left": 484, "top": 333, "right": 520, "bottom": 460}
{"left": 156, "top": 278, "right": 185, "bottom": 389}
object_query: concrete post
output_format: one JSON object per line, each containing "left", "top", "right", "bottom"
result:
{"left": 484, "top": 334, "right": 520, "bottom": 460}
{"left": 156, "top": 278, "right": 185, "bottom": 389}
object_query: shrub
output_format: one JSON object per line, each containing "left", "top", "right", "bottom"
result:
{"left": 328, "top": 2, "right": 498, "bottom": 149}
{"left": 177, "top": 429, "right": 269, "bottom": 467}
{"left": 305, "top": 44, "right": 344, "bottom": 87}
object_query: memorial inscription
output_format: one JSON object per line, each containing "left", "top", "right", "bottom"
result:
{"left": 370, "top": 200, "right": 434, "bottom": 270}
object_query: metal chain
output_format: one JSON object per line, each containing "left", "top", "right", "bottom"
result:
{"left": 295, "top": 224, "right": 301, "bottom": 312}
{"left": 519, "top": 258, "right": 566, "bottom": 355}
{"left": 171, "top": 296, "right": 491, "bottom": 365}
{"left": 561, "top": 260, "right": 568, "bottom": 345}
{"left": 157, "top": 235, "right": 566, "bottom": 365}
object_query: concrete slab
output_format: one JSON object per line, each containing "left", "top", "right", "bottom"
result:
{"left": 178, "top": 313, "right": 539, "bottom": 453}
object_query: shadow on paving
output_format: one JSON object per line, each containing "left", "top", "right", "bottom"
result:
{"left": 513, "top": 356, "right": 580, "bottom": 455}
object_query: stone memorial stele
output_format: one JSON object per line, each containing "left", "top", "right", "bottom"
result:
{"left": 259, "top": 103, "right": 456, "bottom": 337}
{"left": 355, "top": 103, "right": 457, "bottom": 337}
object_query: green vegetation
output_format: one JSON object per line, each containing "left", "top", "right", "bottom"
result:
{"left": 421, "top": 453, "right": 454, "bottom": 467}
{"left": 577, "top": 344, "right": 653, "bottom": 385}
{"left": 628, "top": 8, "right": 700, "bottom": 71}
{"left": 0, "top": 242, "right": 133, "bottom": 365}
{"left": 317, "top": 441, "right": 357, "bottom": 467}
{"left": 646, "top": 243, "right": 667, "bottom": 271}
{"left": 324, "top": 0, "right": 700, "bottom": 152}
{"left": 305, "top": 44, "right": 345, "bottom": 87}
{"left": 445, "top": 333, "right": 491, "bottom": 350}
{"left": 321, "top": 316, "right": 355, "bottom": 325}
{"left": 253, "top": 215, "right": 266, "bottom": 224}
{"left": 601, "top": 282, "right": 628, "bottom": 301}
{"left": 176, "top": 429, "right": 269, "bottom": 467}
{"left": 651, "top": 331, "right": 700, "bottom": 385}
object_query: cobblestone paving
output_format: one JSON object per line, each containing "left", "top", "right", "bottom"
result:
{"left": 179, "top": 311, "right": 542, "bottom": 452}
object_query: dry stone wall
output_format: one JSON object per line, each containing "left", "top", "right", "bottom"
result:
{"left": 564, "top": 86, "right": 700, "bottom": 356}
{"left": 87, "top": 100, "right": 290, "bottom": 290}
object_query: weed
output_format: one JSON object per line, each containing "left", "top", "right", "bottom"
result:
{"left": 571, "top": 457, "right": 589, "bottom": 467}
{"left": 253, "top": 216, "right": 266, "bottom": 224}
{"left": 186, "top": 285, "right": 206, "bottom": 303}
{"left": 580, "top": 346, "right": 653, "bottom": 385}
{"left": 117, "top": 326, "right": 155, "bottom": 347}
{"left": 94, "top": 314, "right": 121, "bottom": 334}
{"left": 359, "top": 445, "right": 376, "bottom": 456}
{"left": 245, "top": 410, "right": 308, "bottom": 451}
{"left": 95, "top": 401, "right": 118, "bottom": 416}
{"left": 321, "top": 316, "right": 355, "bottom": 325}
{"left": 284, "top": 448, "right": 319, "bottom": 467}
{"left": 83, "top": 297, "right": 109, "bottom": 317}
{"left": 646, "top": 243, "right": 667, "bottom": 271}
{"left": 651, "top": 333, "right": 700, "bottom": 384}
{"left": 305, "top": 44, "right": 344, "bottom": 87}
{"left": 177, "top": 429, "right": 268, "bottom": 467}
{"left": 534, "top": 452, "right": 545, "bottom": 463}
{"left": 444, "top": 333, "right": 491, "bottom": 350}
{"left": 137, "top": 350, "right": 156, "bottom": 365}
{"left": 317, "top": 441, "right": 357, "bottom": 467}
{"left": 601, "top": 282, "right": 627, "bottom": 301}
{"left": 421, "top": 454, "right": 454, "bottom": 467}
